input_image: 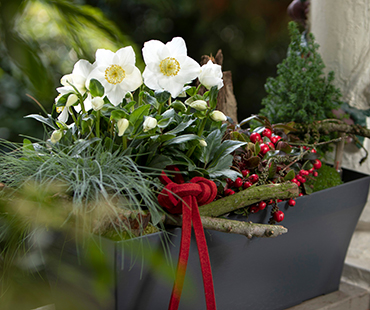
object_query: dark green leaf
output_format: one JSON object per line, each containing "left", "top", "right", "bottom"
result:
{"left": 155, "top": 90, "right": 171, "bottom": 103}
{"left": 284, "top": 169, "right": 296, "bottom": 181}
{"left": 208, "top": 86, "right": 218, "bottom": 109}
{"left": 163, "top": 134, "right": 201, "bottom": 146}
{"left": 89, "top": 79, "right": 105, "bottom": 97}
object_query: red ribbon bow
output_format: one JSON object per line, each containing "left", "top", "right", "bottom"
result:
{"left": 158, "top": 167, "right": 217, "bottom": 310}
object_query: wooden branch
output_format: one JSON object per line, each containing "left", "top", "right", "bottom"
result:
{"left": 165, "top": 214, "right": 287, "bottom": 239}
{"left": 295, "top": 120, "right": 370, "bottom": 138}
{"left": 198, "top": 182, "right": 299, "bottom": 217}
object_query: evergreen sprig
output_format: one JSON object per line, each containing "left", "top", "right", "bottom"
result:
{"left": 260, "top": 22, "right": 342, "bottom": 124}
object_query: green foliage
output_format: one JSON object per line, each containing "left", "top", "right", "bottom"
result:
{"left": 260, "top": 22, "right": 342, "bottom": 124}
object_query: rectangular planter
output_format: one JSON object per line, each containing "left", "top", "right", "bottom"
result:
{"left": 47, "top": 168, "right": 370, "bottom": 310}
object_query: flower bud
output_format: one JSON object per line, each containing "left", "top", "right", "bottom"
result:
{"left": 199, "top": 139, "right": 207, "bottom": 147}
{"left": 143, "top": 116, "right": 158, "bottom": 132}
{"left": 189, "top": 100, "right": 208, "bottom": 111}
{"left": 91, "top": 96, "right": 105, "bottom": 111}
{"left": 199, "top": 60, "right": 224, "bottom": 90}
{"left": 210, "top": 110, "right": 227, "bottom": 122}
{"left": 117, "top": 118, "right": 129, "bottom": 136}
{"left": 50, "top": 130, "right": 63, "bottom": 144}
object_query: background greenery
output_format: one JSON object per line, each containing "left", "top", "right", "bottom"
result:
{"left": 0, "top": 0, "right": 293, "bottom": 143}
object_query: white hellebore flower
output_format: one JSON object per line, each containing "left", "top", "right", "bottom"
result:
{"left": 199, "top": 139, "right": 207, "bottom": 147}
{"left": 91, "top": 96, "right": 105, "bottom": 111}
{"left": 210, "top": 110, "right": 227, "bottom": 122}
{"left": 117, "top": 118, "right": 129, "bottom": 136}
{"left": 188, "top": 100, "right": 208, "bottom": 111}
{"left": 87, "top": 47, "right": 143, "bottom": 106}
{"left": 143, "top": 116, "right": 157, "bottom": 132}
{"left": 198, "top": 60, "right": 224, "bottom": 90}
{"left": 56, "top": 59, "right": 95, "bottom": 114}
{"left": 142, "top": 37, "right": 200, "bottom": 98}
{"left": 50, "top": 130, "right": 63, "bottom": 144}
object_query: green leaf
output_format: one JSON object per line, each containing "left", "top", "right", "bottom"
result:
{"left": 284, "top": 169, "right": 296, "bottom": 181}
{"left": 209, "top": 86, "right": 219, "bottom": 109}
{"left": 166, "top": 119, "right": 196, "bottom": 135}
{"left": 163, "top": 134, "right": 202, "bottom": 146}
{"left": 110, "top": 110, "right": 128, "bottom": 121}
{"left": 155, "top": 90, "right": 171, "bottom": 103}
{"left": 25, "top": 114, "right": 57, "bottom": 130}
{"left": 209, "top": 140, "right": 247, "bottom": 167}
{"left": 200, "top": 129, "right": 223, "bottom": 164}
{"left": 148, "top": 154, "right": 173, "bottom": 169}
{"left": 89, "top": 79, "right": 105, "bottom": 97}
{"left": 170, "top": 100, "right": 186, "bottom": 113}
{"left": 142, "top": 92, "right": 159, "bottom": 109}
{"left": 129, "top": 104, "right": 151, "bottom": 133}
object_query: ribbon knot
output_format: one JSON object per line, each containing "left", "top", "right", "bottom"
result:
{"left": 158, "top": 168, "right": 217, "bottom": 310}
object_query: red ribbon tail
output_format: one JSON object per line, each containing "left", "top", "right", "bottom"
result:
{"left": 168, "top": 196, "right": 192, "bottom": 310}
{"left": 192, "top": 198, "right": 217, "bottom": 310}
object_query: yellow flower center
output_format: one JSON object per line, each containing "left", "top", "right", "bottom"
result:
{"left": 56, "top": 106, "right": 64, "bottom": 113}
{"left": 159, "top": 57, "right": 180, "bottom": 77}
{"left": 105, "top": 64, "right": 125, "bottom": 84}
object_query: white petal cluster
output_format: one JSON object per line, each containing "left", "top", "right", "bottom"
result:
{"left": 142, "top": 37, "right": 200, "bottom": 98}
{"left": 199, "top": 60, "right": 224, "bottom": 90}
{"left": 210, "top": 110, "right": 227, "bottom": 122}
{"left": 87, "top": 47, "right": 143, "bottom": 106}
{"left": 117, "top": 118, "right": 129, "bottom": 136}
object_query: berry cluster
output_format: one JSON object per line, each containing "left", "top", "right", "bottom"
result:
{"left": 223, "top": 126, "right": 322, "bottom": 223}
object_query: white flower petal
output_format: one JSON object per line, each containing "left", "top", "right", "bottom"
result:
{"left": 95, "top": 49, "right": 115, "bottom": 65}
{"left": 143, "top": 67, "right": 161, "bottom": 90}
{"left": 116, "top": 46, "right": 136, "bottom": 67}
{"left": 106, "top": 86, "right": 126, "bottom": 106}
{"left": 142, "top": 40, "right": 164, "bottom": 65}
{"left": 73, "top": 59, "right": 94, "bottom": 79}
{"left": 166, "top": 37, "right": 187, "bottom": 56}
{"left": 158, "top": 78, "right": 184, "bottom": 98}
{"left": 58, "top": 107, "right": 69, "bottom": 123}
{"left": 119, "top": 67, "right": 143, "bottom": 92}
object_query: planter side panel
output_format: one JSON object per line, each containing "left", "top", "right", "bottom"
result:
{"left": 115, "top": 172, "right": 370, "bottom": 310}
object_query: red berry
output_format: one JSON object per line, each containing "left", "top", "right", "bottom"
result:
{"left": 250, "top": 132, "right": 262, "bottom": 143}
{"left": 268, "top": 142, "right": 275, "bottom": 150}
{"left": 300, "top": 177, "right": 306, "bottom": 183}
{"left": 288, "top": 199, "right": 296, "bottom": 206}
{"left": 250, "top": 205, "right": 259, "bottom": 213}
{"left": 242, "top": 169, "right": 250, "bottom": 177}
{"left": 226, "top": 178, "right": 233, "bottom": 185}
{"left": 262, "top": 128, "right": 272, "bottom": 139}
{"left": 299, "top": 193, "right": 304, "bottom": 196}
{"left": 249, "top": 174, "right": 259, "bottom": 184}
{"left": 234, "top": 177, "right": 243, "bottom": 188}
{"left": 258, "top": 201, "right": 267, "bottom": 210}
{"left": 308, "top": 168, "right": 314, "bottom": 174}
{"left": 224, "top": 189, "right": 235, "bottom": 196}
{"left": 313, "top": 159, "right": 322, "bottom": 170}
{"left": 273, "top": 210, "right": 285, "bottom": 222}
{"left": 243, "top": 181, "right": 252, "bottom": 189}
{"left": 277, "top": 199, "right": 283, "bottom": 203}
{"left": 313, "top": 171, "right": 318, "bottom": 177}
{"left": 311, "top": 149, "right": 317, "bottom": 153}
{"left": 299, "top": 170, "right": 309, "bottom": 177}
{"left": 270, "top": 135, "right": 281, "bottom": 144}
{"left": 259, "top": 143, "right": 270, "bottom": 155}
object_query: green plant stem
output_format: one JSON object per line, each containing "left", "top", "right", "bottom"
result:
{"left": 96, "top": 110, "right": 101, "bottom": 138}
{"left": 195, "top": 83, "right": 202, "bottom": 94}
{"left": 158, "top": 102, "right": 164, "bottom": 115}
{"left": 186, "top": 113, "right": 209, "bottom": 157}
{"left": 122, "top": 136, "right": 127, "bottom": 149}
{"left": 69, "top": 107, "right": 78, "bottom": 124}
